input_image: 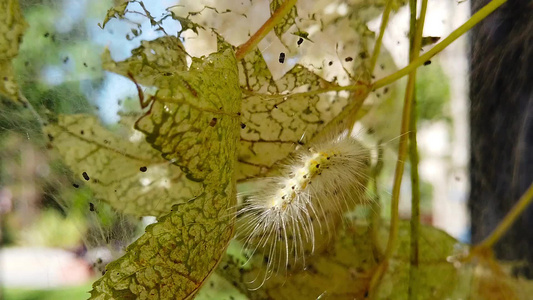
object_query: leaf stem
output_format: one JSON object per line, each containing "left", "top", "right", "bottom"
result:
{"left": 235, "top": 0, "right": 297, "bottom": 60}
{"left": 369, "top": 0, "right": 393, "bottom": 74}
{"left": 370, "top": 0, "right": 428, "bottom": 295}
{"left": 407, "top": 0, "right": 422, "bottom": 298}
{"left": 371, "top": 0, "right": 508, "bottom": 90}
{"left": 475, "top": 182, "right": 533, "bottom": 250}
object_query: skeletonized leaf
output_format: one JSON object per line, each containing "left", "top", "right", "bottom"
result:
{"left": 237, "top": 49, "right": 366, "bottom": 180}
{"left": 90, "top": 43, "right": 241, "bottom": 299}
{"left": 270, "top": 0, "right": 297, "bottom": 40}
{"left": 0, "top": 0, "right": 27, "bottom": 103}
{"left": 44, "top": 114, "right": 202, "bottom": 217}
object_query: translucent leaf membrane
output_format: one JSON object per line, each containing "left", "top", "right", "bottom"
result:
{"left": 90, "top": 43, "right": 241, "bottom": 299}
{"left": 238, "top": 49, "right": 354, "bottom": 180}
{"left": 270, "top": 0, "right": 297, "bottom": 41}
{"left": 0, "top": 0, "right": 27, "bottom": 103}
{"left": 44, "top": 114, "right": 202, "bottom": 217}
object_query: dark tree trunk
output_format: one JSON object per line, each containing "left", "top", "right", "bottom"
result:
{"left": 470, "top": 0, "right": 533, "bottom": 277}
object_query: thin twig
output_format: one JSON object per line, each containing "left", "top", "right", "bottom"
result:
{"left": 369, "top": 0, "right": 393, "bottom": 74}
{"left": 235, "top": 0, "right": 297, "bottom": 60}
{"left": 369, "top": 0, "right": 428, "bottom": 295}
{"left": 475, "top": 182, "right": 533, "bottom": 250}
{"left": 372, "top": 0, "right": 507, "bottom": 90}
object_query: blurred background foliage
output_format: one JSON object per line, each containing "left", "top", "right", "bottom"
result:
{"left": 1, "top": 1, "right": 142, "bottom": 297}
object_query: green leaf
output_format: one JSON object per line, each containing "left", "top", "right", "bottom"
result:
{"left": 44, "top": 114, "right": 203, "bottom": 217}
{"left": 168, "top": 12, "right": 205, "bottom": 37}
{"left": 90, "top": 43, "right": 241, "bottom": 299}
{"left": 195, "top": 273, "right": 247, "bottom": 300}
{"left": 100, "top": 2, "right": 128, "bottom": 29}
{"left": 270, "top": 0, "right": 297, "bottom": 40}
{"left": 0, "top": 0, "right": 28, "bottom": 103}
{"left": 102, "top": 36, "right": 188, "bottom": 88}
{"left": 374, "top": 221, "right": 466, "bottom": 299}
{"left": 218, "top": 221, "right": 470, "bottom": 300}
{"left": 133, "top": 44, "right": 240, "bottom": 182}
{"left": 218, "top": 222, "right": 377, "bottom": 299}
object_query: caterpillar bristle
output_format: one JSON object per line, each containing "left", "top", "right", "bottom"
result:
{"left": 235, "top": 134, "right": 371, "bottom": 288}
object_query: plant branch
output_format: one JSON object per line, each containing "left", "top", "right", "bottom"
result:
{"left": 407, "top": 0, "right": 422, "bottom": 298}
{"left": 475, "top": 182, "right": 533, "bottom": 250}
{"left": 370, "top": 0, "right": 428, "bottom": 295}
{"left": 235, "top": 0, "right": 297, "bottom": 60}
{"left": 369, "top": 0, "right": 393, "bottom": 74}
{"left": 372, "top": 0, "right": 507, "bottom": 90}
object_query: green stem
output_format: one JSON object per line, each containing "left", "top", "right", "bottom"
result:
{"left": 407, "top": 0, "right": 422, "bottom": 299}
{"left": 235, "top": 0, "right": 297, "bottom": 60}
{"left": 369, "top": 0, "right": 393, "bottom": 74}
{"left": 476, "top": 182, "right": 533, "bottom": 250}
{"left": 372, "top": 0, "right": 507, "bottom": 90}
{"left": 408, "top": 92, "right": 421, "bottom": 300}
{"left": 370, "top": 0, "right": 428, "bottom": 296}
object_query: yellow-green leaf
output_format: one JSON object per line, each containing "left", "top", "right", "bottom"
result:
{"left": 195, "top": 273, "right": 247, "bottom": 300}
{"left": 0, "top": 0, "right": 27, "bottom": 103}
{"left": 100, "top": 2, "right": 128, "bottom": 29}
{"left": 90, "top": 44, "right": 241, "bottom": 299}
{"left": 374, "top": 221, "right": 466, "bottom": 299}
{"left": 44, "top": 114, "right": 202, "bottom": 217}
{"left": 218, "top": 221, "right": 469, "bottom": 300}
{"left": 218, "top": 222, "right": 377, "bottom": 299}
{"left": 102, "top": 36, "right": 188, "bottom": 88}
{"left": 134, "top": 45, "right": 240, "bottom": 182}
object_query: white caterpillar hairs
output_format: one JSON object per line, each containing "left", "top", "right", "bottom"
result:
{"left": 235, "top": 133, "right": 371, "bottom": 287}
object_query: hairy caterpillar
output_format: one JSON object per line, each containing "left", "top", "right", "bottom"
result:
{"left": 236, "top": 133, "right": 372, "bottom": 287}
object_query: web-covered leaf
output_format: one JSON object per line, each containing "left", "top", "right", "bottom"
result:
{"left": 270, "top": 0, "right": 297, "bottom": 40}
{"left": 102, "top": 36, "right": 188, "bottom": 88}
{"left": 90, "top": 42, "right": 241, "bottom": 299}
{"left": 0, "top": 0, "right": 27, "bottom": 103}
{"left": 44, "top": 114, "right": 202, "bottom": 217}
{"left": 101, "top": 1, "right": 204, "bottom": 38}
